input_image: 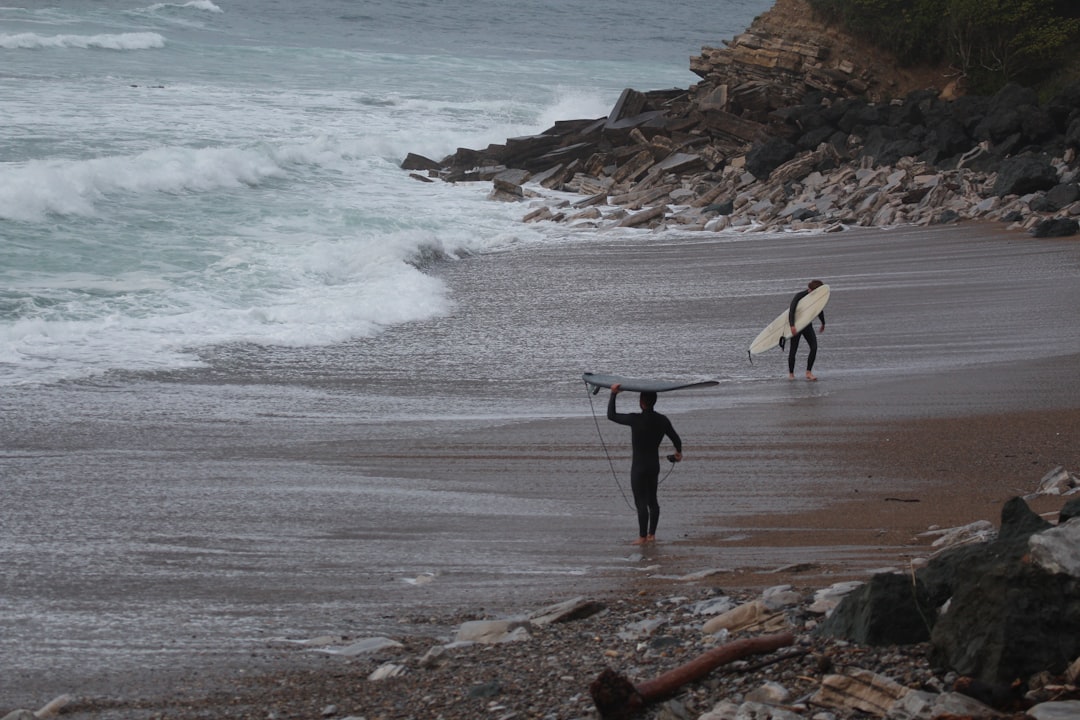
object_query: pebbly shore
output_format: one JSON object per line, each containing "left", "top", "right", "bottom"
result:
{"left": 12, "top": 474, "right": 1080, "bottom": 720}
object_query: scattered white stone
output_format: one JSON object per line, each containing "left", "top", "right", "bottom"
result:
{"left": 418, "top": 644, "right": 447, "bottom": 668}
{"left": 1030, "top": 465, "right": 1077, "bottom": 497}
{"left": 1, "top": 711, "right": 36, "bottom": 720}
{"left": 745, "top": 680, "right": 792, "bottom": 705}
{"left": 368, "top": 662, "right": 407, "bottom": 681}
{"left": 1027, "top": 700, "right": 1080, "bottom": 719}
{"left": 702, "top": 599, "right": 787, "bottom": 634}
{"left": 678, "top": 568, "right": 727, "bottom": 581}
{"left": 1030, "top": 521, "right": 1080, "bottom": 576}
{"left": 528, "top": 596, "right": 603, "bottom": 626}
{"left": 271, "top": 634, "right": 342, "bottom": 646}
{"left": 617, "top": 616, "right": 668, "bottom": 640}
{"left": 698, "top": 699, "right": 740, "bottom": 720}
{"left": 455, "top": 619, "right": 530, "bottom": 644}
{"left": 762, "top": 584, "right": 803, "bottom": 610}
{"left": 34, "top": 695, "right": 70, "bottom": 719}
{"left": 918, "top": 520, "right": 996, "bottom": 550}
{"left": 685, "top": 595, "right": 736, "bottom": 616}
{"left": 401, "top": 572, "right": 436, "bottom": 585}
{"left": 808, "top": 581, "right": 864, "bottom": 615}
{"left": 312, "top": 636, "right": 403, "bottom": 656}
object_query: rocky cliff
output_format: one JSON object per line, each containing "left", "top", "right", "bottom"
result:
{"left": 403, "top": 0, "right": 1080, "bottom": 237}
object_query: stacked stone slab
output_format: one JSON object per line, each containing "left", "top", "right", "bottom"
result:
{"left": 403, "top": 0, "right": 1080, "bottom": 238}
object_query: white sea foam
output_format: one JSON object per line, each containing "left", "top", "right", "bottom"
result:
{"left": 145, "top": 0, "right": 223, "bottom": 13}
{"left": 0, "top": 31, "right": 165, "bottom": 50}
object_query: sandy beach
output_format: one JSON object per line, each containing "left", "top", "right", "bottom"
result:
{"left": 5, "top": 222, "right": 1080, "bottom": 715}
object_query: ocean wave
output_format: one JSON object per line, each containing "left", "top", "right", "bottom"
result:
{"left": 0, "top": 144, "right": 296, "bottom": 222}
{"left": 0, "top": 31, "right": 166, "bottom": 50}
{"left": 144, "top": 0, "right": 223, "bottom": 13}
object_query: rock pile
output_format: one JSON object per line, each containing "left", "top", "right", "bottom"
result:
{"left": 403, "top": 1, "right": 1080, "bottom": 238}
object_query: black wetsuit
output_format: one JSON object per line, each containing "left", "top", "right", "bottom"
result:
{"left": 607, "top": 393, "right": 682, "bottom": 538}
{"left": 787, "top": 288, "right": 825, "bottom": 373}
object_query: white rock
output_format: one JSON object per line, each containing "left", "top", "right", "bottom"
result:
{"left": 698, "top": 699, "right": 740, "bottom": 720}
{"left": 455, "top": 619, "right": 530, "bottom": 644}
{"left": 919, "top": 520, "right": 996, "bottom": 550}
{"left": 617, "top": 617, "right": 668, "bottom": 640}
{"left": 744, "top": 680, "right": 791, "bottom": 705}
{"left": 808, "top": 581, "right": 864, "bottom": 615}
{"left": 418, "top": 644, "right": 447, "bottom": 668}
{"left": 1, "top": 711, "right": 36, "bottom": 720}
{"left": 1030, "top": 521, "right": 1080, "bottom": 576}
{"left": 368, "top": 662, "right": 407, "bottom": 681}
{"left": 1034, "top": 465, "right": 1074, "bottom": 495}
{"left": 1027, "top": 700, "right": 1080, "bottom": 719}
{"left": 762, "top": 584, "right": 802, "bottom": 610}
{"left": 313, "top": 636, "right": 403, "bottom": 656}
{"left": 686, "top": 596, "right": 736, "bottom": 616}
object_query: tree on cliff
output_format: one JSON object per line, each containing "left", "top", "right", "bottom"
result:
{"left": 808, "top": 0, "right": 1080, "bottom": 94}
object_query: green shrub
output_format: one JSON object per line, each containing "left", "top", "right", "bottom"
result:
{"left": 807, "top": 0, "right": 1080, "bottom": 93}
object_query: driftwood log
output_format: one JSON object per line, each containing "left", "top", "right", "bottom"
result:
{"left": 589, "top": 631, "right": 795, "bottom": 719}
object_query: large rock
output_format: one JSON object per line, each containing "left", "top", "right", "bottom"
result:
{"left": 745, "top": 137, "right": 797, "bottom": 179}
{"left": 1031, "top": 217, "right": 1080, "bottom": 238}
{"left": 928, "top": 498, "right": 1080, "bottom": 685}
{"left": 992, "top": 155, "right": 1060, "bottom": 197}
{"left": 814, "top": 571, "right": 934, "bottom": 646}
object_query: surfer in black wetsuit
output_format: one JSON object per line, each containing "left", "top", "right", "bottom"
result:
{"left": 607, "top": 383, "right": 682, "bottom": 545}
{"left": 788, "top": 279, "right": 826, "bottom": 381}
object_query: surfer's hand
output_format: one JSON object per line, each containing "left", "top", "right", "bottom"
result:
{"left": 790, "top": 325, "right": 797, "bottom": 334}
{"left": 610, "top": 382, "right": 621, "bottom": 394}
{"left": 819, "top": 323, "right": 826, "bottom": 332}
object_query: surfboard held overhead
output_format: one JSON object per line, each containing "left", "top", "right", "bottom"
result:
{"left": 582, "top": 372, "right": 719, "bottom": 394}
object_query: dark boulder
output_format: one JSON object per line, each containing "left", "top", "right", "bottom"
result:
{"left": 1047, "top": 81, "right": 1080, "bottom": 130}
{"left": 929, "top": 554, "right": 1080, "bottom": 685}
{"left": 796, "top": 125, "right": 836, "bottom": 152}
{"left": 1043, "top": 183, "right": 1080, "bottom": 211}
{"left": 923, "top": 498, "right": 1080, "bottom": 685}
{"left": 745, "top": 137, "right": 797, "bottom": 180}
{"left": 1066, "top": 117, "right": 1080, "bottom": 149}
{"left": 814, "top": 572, "right": 935, "bottom": 645}
{"left": 974, "top": 108, "right": 1024, "bottom": 144}
{"left": 991, "top": 155, "right": 1060, "bottom": 197}
{"left": 401, "top": 152, "right": 441, "bottom": 172}
{"left": 838, "top": 102, "right": 886, "bottom": 135}
{"left": 1031, "top": 217, "right": 1080, "bottom": 238}
{"left": 924, "top": 117, "right": 975, "bottom": 158}
{"left": 703, "top": 200, "right": 734, "bottom": 215}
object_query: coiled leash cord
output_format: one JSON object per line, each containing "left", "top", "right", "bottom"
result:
{"left": 584, "top": 382, "right": 678, "bottom": 515}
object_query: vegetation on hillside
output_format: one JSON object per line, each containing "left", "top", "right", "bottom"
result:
{"left": 806, "top": 0, "right": 1080, "bottom": 94}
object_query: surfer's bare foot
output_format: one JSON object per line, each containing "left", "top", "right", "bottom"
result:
{"left": 806, "top": 372, "right": 817, "bottom": 381}
{"left": 645, "top": 534, "right": 656, "bottom": 543}
{"left": 632, "top": 537, "right": 647, "bottom": 545}
{"left": 788, "top": 373, "right": 796, "bottom": 380}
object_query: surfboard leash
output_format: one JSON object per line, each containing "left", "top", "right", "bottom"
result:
{"left": 584, "top": 382, "right": 636, "bottom": 512}
{"left": 583, "top": 382, "right": 680, "bottom": 506}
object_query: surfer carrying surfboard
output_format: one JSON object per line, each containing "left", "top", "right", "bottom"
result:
{"left": 606, "top": 383, "right": 682, "bottom": 545}
{"left": 787, "top": 279, "right": 827, "bottom": 381}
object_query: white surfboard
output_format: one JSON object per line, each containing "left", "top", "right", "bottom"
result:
{"left": 748, "top": 284, "right": 830, "bottom": 356}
